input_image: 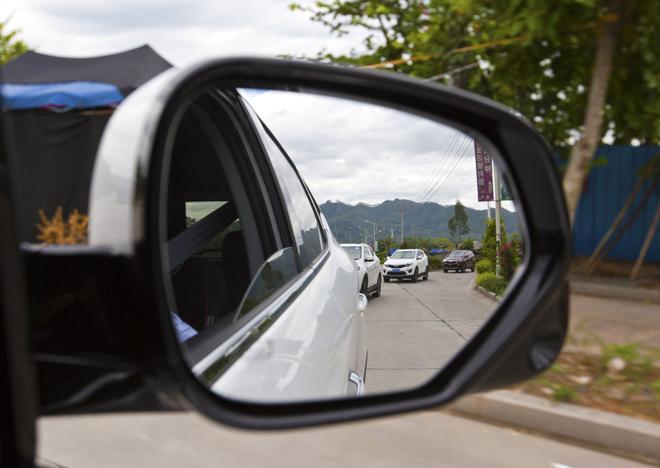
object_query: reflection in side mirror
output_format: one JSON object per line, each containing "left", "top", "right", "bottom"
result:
{"left": 161, "top": 85, "right": 526, "bottom": 404}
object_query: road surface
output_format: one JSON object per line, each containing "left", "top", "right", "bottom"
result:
{"left": 38, "top": 410, "right": 651, "bottom": 467}
{"left": 365, "top": 271, "right": 496, "bottom": 394}
{"left": 37, "top": 273, "right": 653, "bottom": 467}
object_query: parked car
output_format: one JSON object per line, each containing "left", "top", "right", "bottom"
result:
{"left": 341, "top": 243, "right": 382, "bottom": 297}
{"left": 442, "top": 250, "right": 476, "bottom": 273}
{"left": 383, "top": 249, "right": 429, "bottom": 282}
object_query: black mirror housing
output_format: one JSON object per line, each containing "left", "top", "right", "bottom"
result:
{"left": 34, "top": 58, "right": 570, "bottom": 429}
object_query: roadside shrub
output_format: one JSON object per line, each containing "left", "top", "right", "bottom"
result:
{"left": 428, "top": 255, "right": 443, "bottom": 271}
{"left": 552, "top": 385, "right": 580, "bottom": 403}
{"left": 499, "top": 242, "right": 520, "bottom": 280}
{"left": 476, "top": 272, "right": 507, "bottom": 296}
{"left": 460, "top": 238, "right": 474, "bottom": 250}
{"left": 475, "top": 258, "right": 493, "bottom": 274}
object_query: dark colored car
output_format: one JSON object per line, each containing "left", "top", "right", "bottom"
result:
{"left": 442, "top": 250, "right": 475, "bottom": 273}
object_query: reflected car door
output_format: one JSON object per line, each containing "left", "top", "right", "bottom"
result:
{"left": 213, "top": 99, "right": 367, "bottom": 401}
{"left": 365, "top": 245, "right": 379, "bottom": 287}
{"left": 418, "top": 250, "right": 428, "bottom": 271}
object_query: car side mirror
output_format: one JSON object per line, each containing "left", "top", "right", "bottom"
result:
{"left": 40, "top": 57, "right": 569, "bottom": 430}
{"left": 365, "top": 256, "right": 374, "bottom": 262}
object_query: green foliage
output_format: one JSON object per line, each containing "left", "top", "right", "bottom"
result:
{"left": 448, "top": 200, "right": 470, "bottom": 242}
{"left": 290, "top": 0, "right": 660, "bottom": 150}
{"left": 435, "top": 237, "right": 454, "bottom": 249}
{"left": 428, "top": 255, "right": 443, "bottom": 271}
{"left": 460, "top": 238, "right": 474, "bottom": 250}
{"left": 0, "top": 21, "right": 29, "bottom": 65}
{"left": 475, "top": 258, "right": 493, "bottom": 274}
{"left": 476, "top": 271, "right": 507, "bottom": 296}
{"left": 321, "top": 199, "right": 518, "bottom": 243}
{"left": 549, "top": 363, "right": 565, "bottom": 374}
{"left": 480, "top": 217, "right": 520, "bottom": 280}
{"left": 498, "top": 241, "right": 520, "bottom": 280}
{"left": 651, "top": 379, "right": 660, "bottom": 400}
{"left": 600, "top": 343, "right": 656, "bottom": 382}
{"left": 552, "top": 385, "right": 580, "bottom": 403}
{"left": 398, "top": 235, "right": 455, "bottom": 252}
{"left": 481, "top": 218, "right": 505, "bottom": 266}
{"left": 510, "top": 232, "right": 524, "bottom": 256}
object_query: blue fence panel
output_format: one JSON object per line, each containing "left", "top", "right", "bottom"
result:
{"left": 572, "top": 145, "right": 660, "bottom": 262}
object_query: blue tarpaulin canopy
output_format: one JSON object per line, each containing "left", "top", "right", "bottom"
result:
{"left": 1, "top": 82, "right": 123, "bottom": 111}
{"left": 1, "top": 45, "right": 171, "bottom": 110}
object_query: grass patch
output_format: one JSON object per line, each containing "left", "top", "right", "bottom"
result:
{"left": 515, "top": 340, "right": 660, "bottom": 423}
{"left": 552, "top": 385, "right": 580, "bottom": 403}
{"left": 476, "top": 272, "right": 508, "bottom": 296}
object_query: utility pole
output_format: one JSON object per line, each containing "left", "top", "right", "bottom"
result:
{"left": 487, "top": 201, "right": 491, "bottom": 220}
{"left": 390, "top": 229, "right": 394, "bottom": 240}
{"left": 493, "top": 164, "right": 502, "bottom": 277}
{"left": 399, "top": 209, "right": 404, "bottom": 245}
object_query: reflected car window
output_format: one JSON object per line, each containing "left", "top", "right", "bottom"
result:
{"left": 343, "top": 246, "right": 362, "bottom": 260}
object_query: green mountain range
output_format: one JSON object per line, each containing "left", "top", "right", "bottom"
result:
{"left": 320, "top": 199, "right": 520, "bottom": 243}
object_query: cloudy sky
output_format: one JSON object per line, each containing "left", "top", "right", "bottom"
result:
{"left": 244, "top": 90, "right": 496, "bottom": 209}
{"left": 2, "top": 0, "right": 516, "bottom": 212}
{"left": 1, "top": 0, "right": 370, "bottom": 65}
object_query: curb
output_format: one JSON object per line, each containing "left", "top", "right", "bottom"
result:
{"left": 448, "top": 390, "right": 660, "bottom": 463}
{"left": 473, "top": 284, "right": 500, "bottom": 302}
{"left": 570, "top": 280, "right": 660, "bottom": 304}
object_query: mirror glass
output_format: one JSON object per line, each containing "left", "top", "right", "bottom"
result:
{"left": 161, "top": 85, "right": 525, "bottom": 403}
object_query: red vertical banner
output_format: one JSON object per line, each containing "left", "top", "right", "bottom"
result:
{"left": 474, "top": 141, "right": 493, "bottom": 201}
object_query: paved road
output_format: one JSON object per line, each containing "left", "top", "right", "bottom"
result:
{"left": 569, "top": 294, "right": 660, "bottom": 348}
{"left": 365, "top": 271, "right": 496, "bottom": 394}
{"left": 39, "top": 410, "right": 651, "bottom": 467}
{"left": 37, "top": 276, "right": 653, "bottom": 467}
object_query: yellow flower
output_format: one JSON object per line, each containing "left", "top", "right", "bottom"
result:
{"left": 36, "top": 207, "right": 89, "bottom": 245}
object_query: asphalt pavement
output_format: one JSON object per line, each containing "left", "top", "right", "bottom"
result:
{"left": 39, "top": 410, "right": 652, "bottom": 467}
{"left": 365, "top": 271, "right": 496, "bottom": 394}
{"left": 37, "top": 271, "right": 654, "bottom": 467}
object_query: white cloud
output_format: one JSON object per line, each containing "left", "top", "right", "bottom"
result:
{"left": 1, "top": 0, "right": 371, "bottom": 65}
{"left": 244, "top": 90, "right": 502, "bottom": 210}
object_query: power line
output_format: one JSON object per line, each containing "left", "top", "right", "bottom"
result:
{"left": 418, "top": 132, "right": 466, "bottom": 201}
{"left": 431, "top": 135, "right": 473, "bottom": 196}
{"left": 420, "top": 134, "right": 471, "bottom": 202}
{"left": 414, "top": 132, "right": 462, "bottom": 201}
{"left": 426, "top": 136, "right": 473, "bottom": 200}
{"left": 417, "top": 133, "right": 467, "bottom": 202}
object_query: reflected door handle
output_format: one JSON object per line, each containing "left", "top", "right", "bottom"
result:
{"left": 349, "top": 371, "right": 365, "bottom": 396}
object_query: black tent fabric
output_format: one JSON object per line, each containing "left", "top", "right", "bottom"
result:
{"left": 6, "top": 110, "right": 111, "bottom": 242}
{"left": 1, "top": 45, "right": 172, "bottom": 242}
{"left": 1, "top": 45, "right": 172, "bottom": 96}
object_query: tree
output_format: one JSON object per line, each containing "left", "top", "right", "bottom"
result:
{"left": 291, "top": 1, "right": 660, "bottom": 224}
{"left": 448, "top": 200, "right": 469, "bottom": 243}
{"left": 461, "top": 238, "right": 474, "bottom": 250}
{"left": 0, "top": 20, "right": 29, "bottom": 65}
{"left": 481, "top": 218, "right": 520, "bottom": 280}
{"left": 435, "top": 237, "right": 453, "bottom": 250}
